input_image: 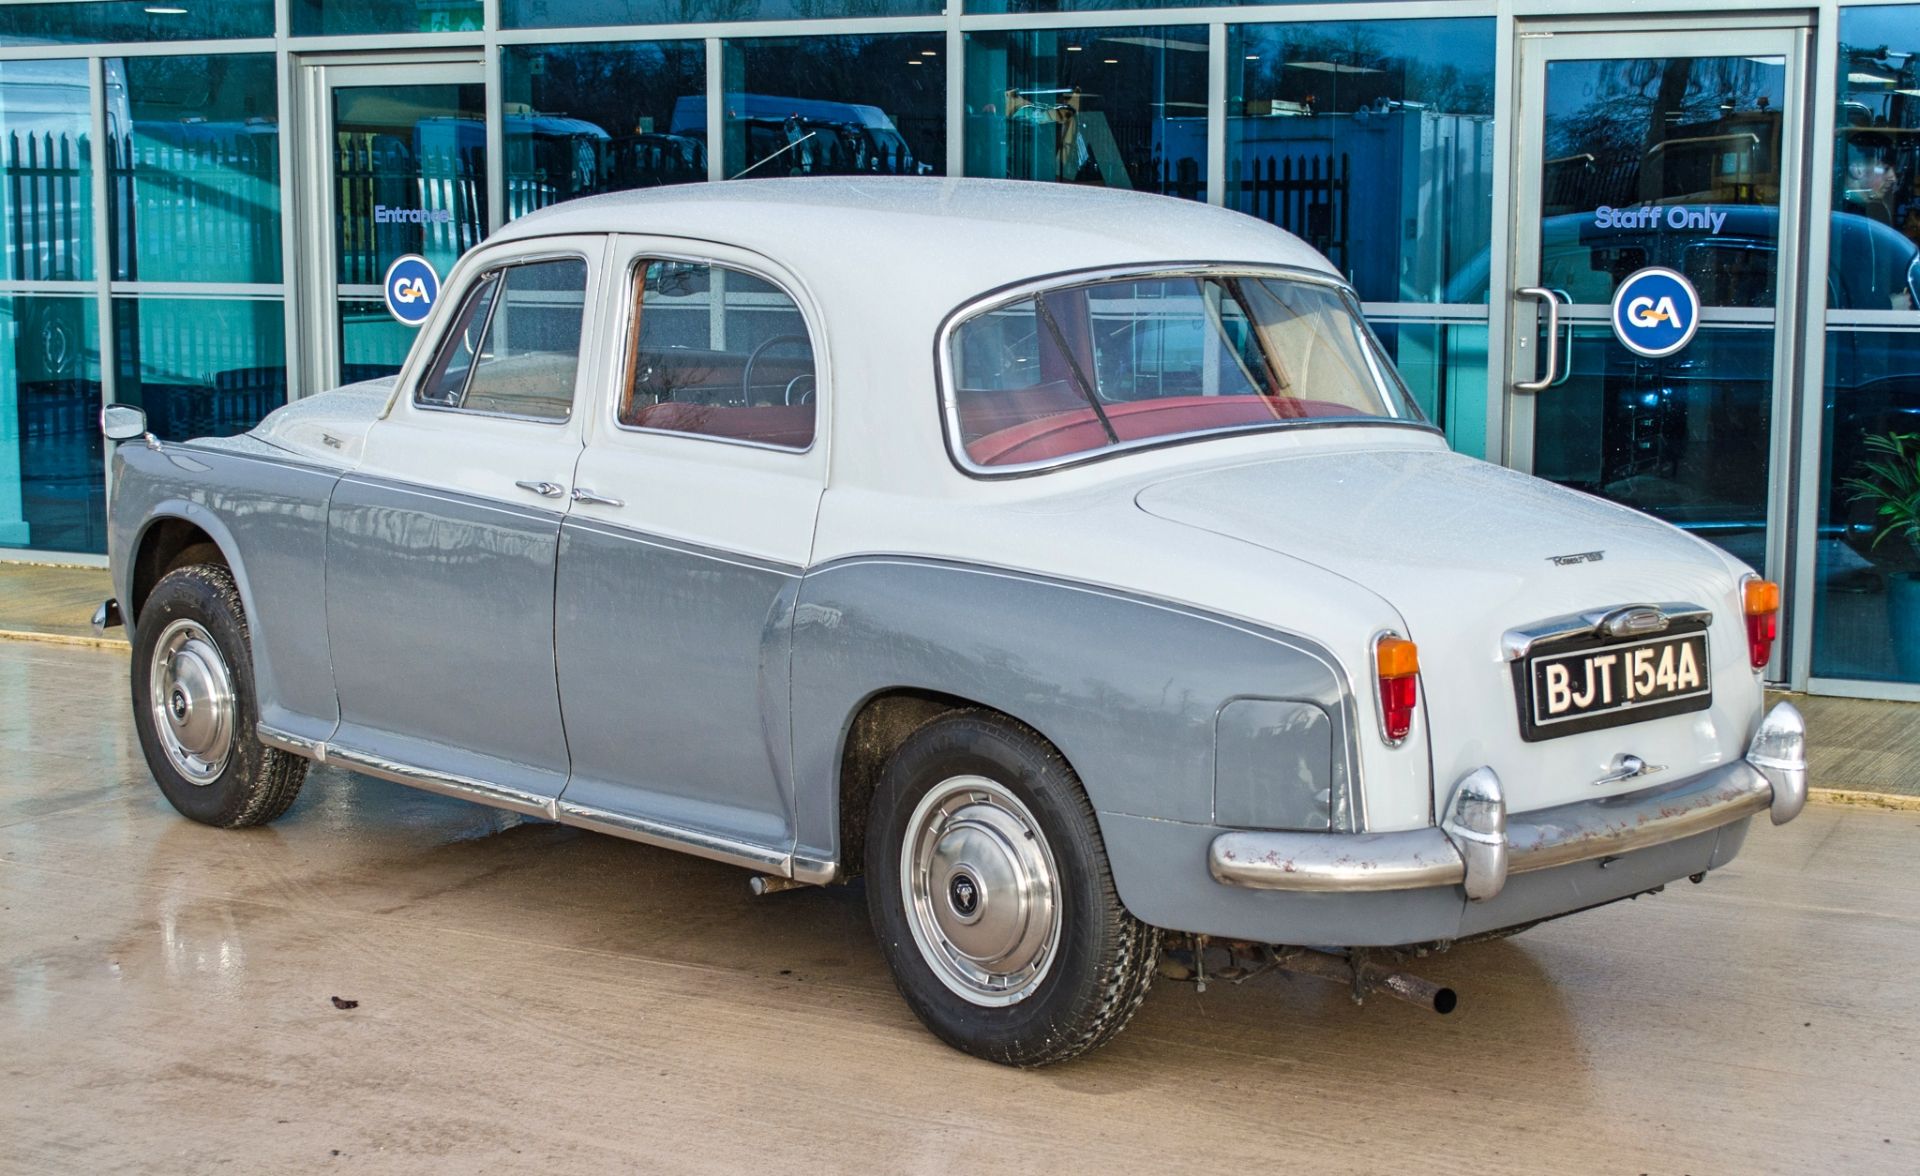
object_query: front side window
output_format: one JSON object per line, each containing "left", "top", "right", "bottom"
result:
{"left": 620, "top": 260, "right": 816, "bottom": 449}
{"left": 417, "top": 257, "right": 587, "bottom": 421}
{"left": 947, "top": 272, "right": 1421, "bottom": 469}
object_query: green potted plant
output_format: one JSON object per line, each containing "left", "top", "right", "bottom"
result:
{"left": 1844, "top": 430, "right": 1920, "bottom": 679}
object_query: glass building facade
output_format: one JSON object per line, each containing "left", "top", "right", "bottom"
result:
{"left": 0, "top": 0, "right": 1915, "bottom": 701}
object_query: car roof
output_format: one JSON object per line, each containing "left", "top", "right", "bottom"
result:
{"left": 489, "top": 177, "right": 1341, "bottom": 314}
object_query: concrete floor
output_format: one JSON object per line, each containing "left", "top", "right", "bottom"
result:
{"left": 2, "top": 641, "right": 1917, "bottom": 1174}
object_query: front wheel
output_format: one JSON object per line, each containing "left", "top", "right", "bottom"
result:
{"left": 865, "top": 711, "right": 1158, "bottom": 1066}
{"left": 131, "top": 563, "right": 307, "bottom": 827}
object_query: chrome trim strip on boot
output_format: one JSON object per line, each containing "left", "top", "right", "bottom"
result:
{"left": 1208, "top": 700, "right": 1809, "bottom": 897}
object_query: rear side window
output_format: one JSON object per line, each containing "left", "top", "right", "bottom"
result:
{"left": 947, "top": 273, "right": 1419, "bottom": 470}
{"left": 620, "top": 260, "right": 816, "bottom": 450}
{"left": 417, "top": 257, "right": 588, "bottom": 422}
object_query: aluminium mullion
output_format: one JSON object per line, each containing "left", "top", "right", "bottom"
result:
{"left": 0, "top": 39, "right": 276, "bottom": 62}
{"left": 89, "top": 55, "right": 117, "bottom": 536}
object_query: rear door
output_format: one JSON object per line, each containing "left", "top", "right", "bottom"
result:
{"left": 552, "top": 239, "right": 826, "bottom": 857}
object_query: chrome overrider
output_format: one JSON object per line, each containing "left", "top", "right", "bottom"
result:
{"left": 1209, "top": 701, "right": 1809, "bottom": 899}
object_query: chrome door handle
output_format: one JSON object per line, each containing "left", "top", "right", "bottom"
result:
{"left": 1514, "top": 287, "right": 1563, "bottom": 393}
{"left": 515, "top": 480, "right": 566, "bottom": 498}
{"left": 570, "top": 487, "right": 624, "bottom": 508}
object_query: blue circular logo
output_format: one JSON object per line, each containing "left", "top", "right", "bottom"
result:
{"left": 1610, "top": 266, "right": 1700, "bottom": 359}
{"left": 383, "top": 254, "right": 440, "bottom": 327}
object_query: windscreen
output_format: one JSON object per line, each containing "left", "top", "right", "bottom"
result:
{"left": 948, "top": 274, "right": 1422, "bottom": 469}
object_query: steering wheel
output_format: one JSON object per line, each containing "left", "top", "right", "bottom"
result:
{"left": 741, "top": 334, "right": 812, "bottom": 405}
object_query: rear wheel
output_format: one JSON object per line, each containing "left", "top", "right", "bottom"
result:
{"left": 131, "top": 563, "right": 306, "bottom": 827}
{"left": 865, "top": 711, "right": 1158, "bottom": 1066}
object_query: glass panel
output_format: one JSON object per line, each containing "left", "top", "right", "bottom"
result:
{"left": 1533, "top": 322, "right": 1772, "bottom": 565}
{"left": 721, "top": 37, "right": 943, "bottom": 180}
{"left": 624, "top": 261, "right": 817, "bottom": 449}
{"left": 1368, "top": 318, "right": 1489, "bottom": 457}
{"left": 0, "top": 2, "right": 272, "bottom": 46}
{"left": 333, "top": 82, "right": 487, "bottom": 286}
{"left": 1833, "top": 5, "right": 1920, "bottom": 312}
{"left": 112, "top": 297, "right": 286, "bottom": 442}
{"left": 949, "top": 275, "right": 1418, "bottom": 468}
{"left": 1, "top": 295, "right": 102, "bottom": 553}
{"left": 0, "top": 60, "right": 94, "bottom": 282}
{"left": 964, "top": 27, "right": 1207, "bottom": 199}
{"left": 502, "top": 0, "right": 939, "bottom": 29}
{"left": 108, "top": 55, "right": 280, "bottom": 284}
{"left": 502, "top": 42, "right": 705, "bottom": 220}
{"left": 292, "top": 0, "right": 483, "bottom": 36}
{"left": 1813, "top": 327, "right": 1920, "bottom": 684}
{"left": 419, "top": 259, "right": 586, "bottom": 422}
{"left": 1227, "top": 19, "right": 1496, "bottom": 304}
{"left": 339, "top": 298, "right": 414, "bottom": 382}
{"left": 1540, "top": 55, "right": 1787, "bottom": 309}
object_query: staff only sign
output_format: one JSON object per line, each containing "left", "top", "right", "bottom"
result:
{"left": 1609, "top": 266, "right": 1701, "bottom": 359}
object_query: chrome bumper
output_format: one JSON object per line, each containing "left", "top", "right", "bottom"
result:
{"left": 1209, "top": 701, "right": 1808, "bottom": 901}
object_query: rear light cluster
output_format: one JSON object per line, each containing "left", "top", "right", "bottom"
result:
{"left": 1743, "top": 577, "right": 1780, "bottom": 670}
{"left": 1374, "top": 634, "right": 1420, "bottom": 744}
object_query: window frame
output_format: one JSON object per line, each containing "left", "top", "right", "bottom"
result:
{"left": 936, "top": 262, "right": 1441, "bottom": 480}
{"left": 411, "top": 250, "right": 595, "bottom": 427}
{"left": 611, "top": 249, "right": 823, "bottom": 455}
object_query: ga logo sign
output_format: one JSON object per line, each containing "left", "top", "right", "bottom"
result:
{"left": 383, "top": 254, "right": 440, "bottom": 327}
{"left": 1609, "top": 267, "right": 1700, "bottom": 359}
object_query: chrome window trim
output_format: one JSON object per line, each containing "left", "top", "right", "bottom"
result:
{"left": 410, "top": 249, "right": 594, "bottom": 426}
{"left": 608, "top": 248, "right": 822, "bottom": 455}
{"left": 934, "top": 261, "right": 1442, "bottom": 480}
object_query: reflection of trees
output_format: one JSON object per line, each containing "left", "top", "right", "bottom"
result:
{"left": 1544, "top": 57, "right": 1775, "bottom": 161}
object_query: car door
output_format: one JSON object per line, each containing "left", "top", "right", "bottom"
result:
{"left": 552, "top": 241, "right": 826, "bottom": 858}
{"left": 324, "top": 237, "right": 607, "bottom": 811}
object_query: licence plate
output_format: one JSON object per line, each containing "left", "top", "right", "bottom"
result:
{"left": 1517, "top": 630, "right": 1712, "bottom": 742}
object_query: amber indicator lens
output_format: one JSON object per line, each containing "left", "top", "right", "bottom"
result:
{"left": 1375, "top": 636, "right": 1419, "bottom": 742}
{"left": 1743, "top": 578, "right": 1779, "bottom": 670}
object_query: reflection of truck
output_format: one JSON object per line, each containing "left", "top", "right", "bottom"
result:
{"left": 671, "top": 93, "right": 930, "bottom": 178}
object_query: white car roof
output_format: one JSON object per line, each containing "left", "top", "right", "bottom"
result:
{"left": 490, "top": 176, "right": 1341, "bottom": 314}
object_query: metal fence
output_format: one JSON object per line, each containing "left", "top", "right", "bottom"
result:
{"left": 1227, "top": 152, "right": 1350, "bottom": 276}
{"left": 334, "top": 132, "right": 486, "bottom": 285}
{"left": 4, "top": 131, "right": 91, "bottom": 282}
{"left": 108, "top": 131, "right": 281, "bottom": 281}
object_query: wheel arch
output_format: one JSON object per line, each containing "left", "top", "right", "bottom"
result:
{"left": 126, "top": 505, "right": 254, "bottom": 638}
{"left": 832, "top": 686, "right": 1078, "bottom": 881}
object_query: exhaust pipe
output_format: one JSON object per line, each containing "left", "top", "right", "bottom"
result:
{"left": 1271, "top": 947, "right": 1457, "bottom": 1015}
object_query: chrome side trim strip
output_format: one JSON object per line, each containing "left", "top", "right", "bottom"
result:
{"left": 256, "top": 723, "right": 327, "bottom": 763}
{"left": 326, "top": 746, "right": 558, "bottom": 820}
{"left": 255, "top": 725, "right": 836, "bottom": 882}
{"left": 556, "top": 802, "right": 790, "bottom": 875}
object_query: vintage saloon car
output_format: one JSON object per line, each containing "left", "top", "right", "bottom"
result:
{"left": 100, "top": 178, "right": 1808, "bottom": 1067}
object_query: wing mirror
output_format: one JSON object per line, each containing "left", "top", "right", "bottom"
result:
{"left": 100, "top": 404, "right": 150, "bottom": 443}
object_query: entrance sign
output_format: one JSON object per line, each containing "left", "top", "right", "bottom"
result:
{"left": 1609, "top": 266, "right": 1700, "bottom": 359}
{"left": 383, "top": 254, "right": 440, "bottom": 327}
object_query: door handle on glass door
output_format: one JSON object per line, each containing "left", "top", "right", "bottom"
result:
{"left": 514, "top": 480, "right": 566, "bottom": 498}
{"left": 1514, "top": 287, "right": 1564, "bottom": 393}
{"left": 570, "top": 487, "right": 624, "bottom": 508}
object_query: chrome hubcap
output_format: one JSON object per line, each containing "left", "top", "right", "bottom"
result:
{"left": 901, "top": 775, "right": 1061, "bottom": 1007}
{"left": 148, "top": 619, "right": 235, "bottom": 786}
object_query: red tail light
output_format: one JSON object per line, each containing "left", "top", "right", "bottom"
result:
{"left": 1743, "top": 578, "right": 1780, "bottom": 670}
{"left": 1375, "top": 635, "right": 1419, "bottom": 743}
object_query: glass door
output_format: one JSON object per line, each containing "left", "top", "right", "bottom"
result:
{"left": 296, "top": 58, "right": 488, "bottom": 392}
{"left": 1506, "top": 25, "right": 1809, "bottom": 617}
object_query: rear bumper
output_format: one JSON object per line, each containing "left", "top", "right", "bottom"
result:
{"left": 1209, "top": 701, "right": 1807, "bottom": 900}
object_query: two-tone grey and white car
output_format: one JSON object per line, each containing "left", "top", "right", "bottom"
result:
{"left": 100, "top": 178, "right": 1808, "bottom": 1067}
